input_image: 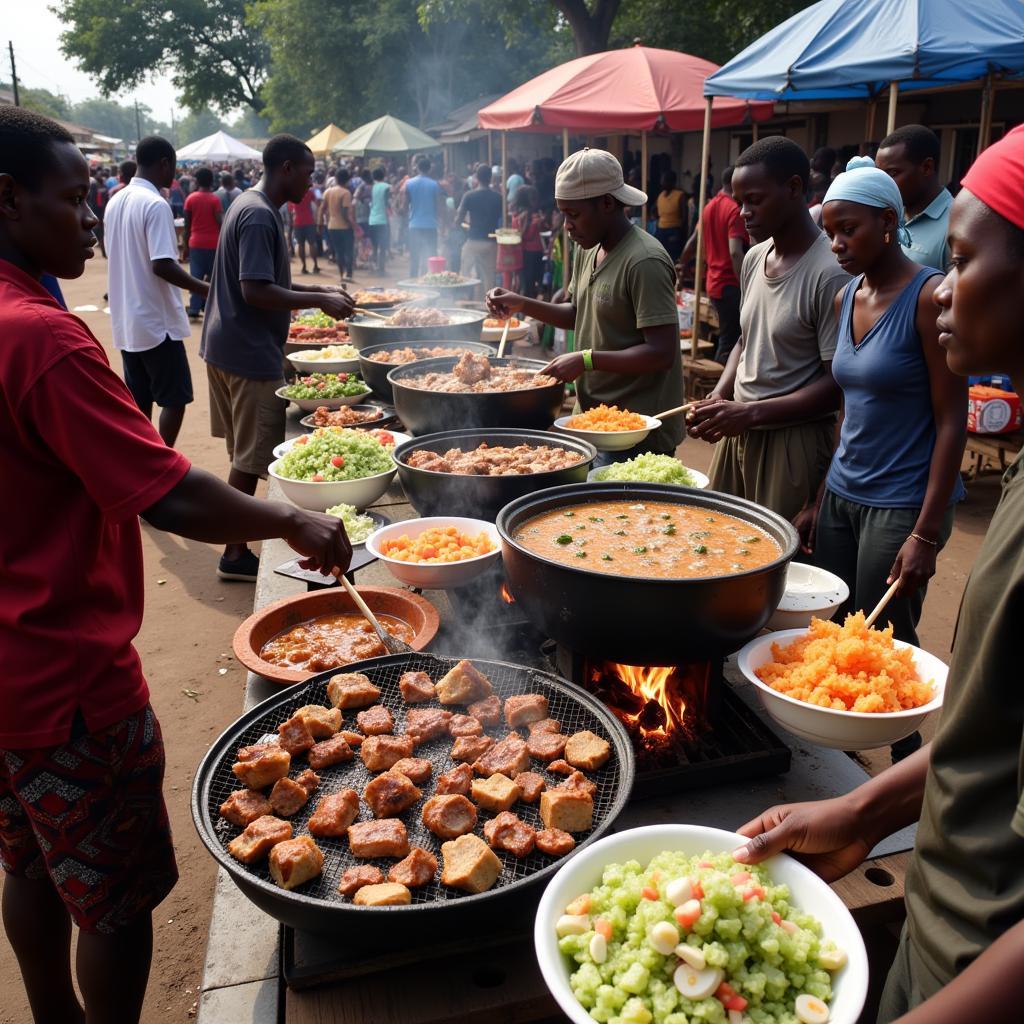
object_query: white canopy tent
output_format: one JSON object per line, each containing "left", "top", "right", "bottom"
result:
{"left": 176, "top": 131, "right": 262, "bottom": 163}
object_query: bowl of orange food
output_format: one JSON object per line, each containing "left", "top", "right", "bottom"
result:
{"left": 736, "top": 614, "right": 947, "bottom": 750}
{"left": 365, "top": 516, "right": 501, "bottom": 589}
{"left": 481, "top": 317, "right": 530, "bottom": 343}
{"left": 554, "top": 404, "right": 661, "bottom": 451}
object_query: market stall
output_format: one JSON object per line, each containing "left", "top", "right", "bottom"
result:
{"left": 306, "top": 123, "right": 348, "bottom": 159}
{"left": 176, "top": 130, "right": 262, "bottom": 163}
{"left": 332, "top": 114, "right": 441, "bottom": 159}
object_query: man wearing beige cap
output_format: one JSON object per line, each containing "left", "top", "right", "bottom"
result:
{"left": 487, "top": 148, "right": 683, "bottom": 455}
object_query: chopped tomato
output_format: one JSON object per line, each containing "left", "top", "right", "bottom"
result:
{"left": 312, "top": 473, "right": 324, "bottom": 482}
{"left": 674, "top": 899, "right": 702, "bottom": 929}
{"left": 331, "top": 455, "right": 345, "bottom": 468}
{"left": 715, "top": 982, "right": 748, "bottom": 1013}
{"left": 771, "top": 911, "right": 782, "bottom": 925}
{"left": 641, "top": 886, "right": 659, "bottom": 901}
{"left": 595, "top": 919, "right": 613, "bottom": 941}
{"left": 691, "top": 881, "right": 705, "bottom": 900}
{"left": 730, "top": 871, "right": 751, "bottom": 886}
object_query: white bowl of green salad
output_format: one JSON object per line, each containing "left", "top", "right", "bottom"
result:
{"left": 535, "top": 824, "right": 868, "bottom": 1024}
{"left": 588, "top": 454, "right": 709, "bottom": 489}
{"left": 276, "top": 372, "right": 371, "bottom": 412}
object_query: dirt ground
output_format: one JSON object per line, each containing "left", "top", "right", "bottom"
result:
{"left": 0, "top": 250, "right": 1003, "bottom": 1023}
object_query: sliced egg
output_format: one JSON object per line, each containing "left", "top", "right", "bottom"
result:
{"left": 555, "top": 914, "right": 591, "bottom": 937}
{"left": 589, "top": 933, "right": 607, "bottom": 964}
{"left": 674, "top": 943, "right": 706, "bottom": 971}
{"left": 817, "top": 947, "right": 847, "bottom": 971}
{"left": 648, "top": 921, "right": 680, "bottom": 955}
{"left": 673, "top": 964, "right": 723, "bottom": 1000}
{"left": 665, "top": 876, "right": 693, "bottom": 907}
{"left": 795, "top": 993, "right": 830, "bottom": 1023}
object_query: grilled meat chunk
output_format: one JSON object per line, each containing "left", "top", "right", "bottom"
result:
{"left": 356, "top": 705, "right": 395, "bottom": 736}
{"left": 436, "top": 660, "right": 494, "bottom": 705}
{"left": 327, "top": 673, "right": 381, "bottom": 709}
{"left": 269, "top": 836, "right": 324, "bottom": 890}
{"left": 363, "top": 771, "right": 422, "bottom": 818}
{"left": 307, "top": 733, "right": 355, "bottom": 770}
{"left": 227, "top": 815, "right": 292, "bottom": 864}
{"left": 434, "top": 762, "right": 474, "bottom": 796}
{"left": 526, "top": 731, "right": 567, "bottom": 762}
{"left": 564, "top": 730, "right": 611, "bottom": 771}
{"left": 421, "top": 794, "right": 478, "bottom": 839}
{"left": 269, "top": 771, "right": 320, "bottom": 817}
{"left": 231, "top": 745, "right": 291, "bottom": 790}
{"left": 503, "top": 694, "right": 549, "bottom": 729}
{"left": 559, "top": 770, "right": 597, "bottom": 799}
{"left": 307, "top": 790, "right": 360, "bottom": 837}
{"left": 405, "top": 708, "right": 453, "bottom": 745}
{"left": 390, "top": 757, "right": 432, "bottom": 784}
{"left": 277, "top": 715, "right": 316, "bottom": 757}
{"left": 388, "top": 847, "right": 438, "bottom": 888}
{"left": 527, "top": 718, "right": 562, "bottom": 735}
{"left": 398, "top": 671, "right": 436, "bottom": 703}
{"left": 547, "top": 759, "right": 574, "bottom": 776}
{"left": 513, "top": 771, "right": 546, "bottom": 804}
{"left": 448, "top": 713, "right": 483, "bottom": 737}
{"left": 337, "top": 864, "right": 384, "bottom": 896}
{"left": 466, "top": 694, "right": 501, "bottom": 727}
{"left": 360, "top": 735, "right": 415, "bottom": 772}
{"left": 472, "top": 734, "right": 530, "bottom": 778}
{"left": 483, "top": 811, "right": 537, "bottom": 857}
{"left": 450, "top": 735, "right": 494, "bottom": 763}
{"left": 293, "top": 704, "right": 342, "bottom": 739}
{"left": 535, "top": 828, "right": 576, "bottom": 857}
{"left": 347, "top": 819, "right": 410, "bottom": 859}
{"left": 219, "top": 789, "right": 273, "bottom": 828}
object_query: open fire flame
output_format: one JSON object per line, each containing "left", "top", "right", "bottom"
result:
{"left": 592, "top": 663, "right": 688, "bottom": 740}
{"left": 499, "top": 582, "right": 515, "bottom": 605}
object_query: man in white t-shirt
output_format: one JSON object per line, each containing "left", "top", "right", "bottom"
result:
{"left": 105, "top": 136, "right": 209, "bottom": 445}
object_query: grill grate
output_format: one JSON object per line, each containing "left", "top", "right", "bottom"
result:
{"left": 195, "top": 653, "right": 633, "bottom": 915}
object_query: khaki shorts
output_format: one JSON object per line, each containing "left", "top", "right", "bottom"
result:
{"left": 708, "top": 418, "right": 834, "bottom": 523}
{"left": 207, "top": 364, "right": 286, "bottom": 478}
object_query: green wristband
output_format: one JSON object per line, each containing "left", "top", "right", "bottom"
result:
{"left": 581, "top": 348, "right": 594, "bottom": 371}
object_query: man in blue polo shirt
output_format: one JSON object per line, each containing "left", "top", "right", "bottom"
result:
{"left": 403, "top": 155, "right": 445, "bottom": 277}
{"left": 876, "top": 124, "right": 954, "bottom": 271}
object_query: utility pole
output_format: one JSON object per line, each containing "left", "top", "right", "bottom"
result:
{"left": 134, "top": 99, "right": 142, "bottom": 141}
{"left": 8, "top": 41, "right": 19, "bottom": 106}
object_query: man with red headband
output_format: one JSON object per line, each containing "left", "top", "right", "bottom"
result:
{"left": 735, "top": 126, "right": 1024, "bottom": 1024}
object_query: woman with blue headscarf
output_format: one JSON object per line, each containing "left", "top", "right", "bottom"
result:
{"left": 798, "top": 157, "right": 966, "bottom": 755}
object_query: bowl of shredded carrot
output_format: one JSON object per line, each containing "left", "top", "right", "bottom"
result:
{"left": 555, "top": 405, "right": 661, "bottom": 451}
{"left": 366, "top": 516, "right": 501, "bottom": 589}
{"left": 735, "top": 613, "right": 947, "bottom": 750}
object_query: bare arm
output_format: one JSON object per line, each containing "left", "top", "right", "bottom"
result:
{"left": 542, "top": 321, "right": 679, "bottom": 382}
{"left": 181, "top": 208, "right": 192, "bottom": 253}
{"left": 679, "top": 228, "right": 698, "bottom": 266}
{"left": 486, "top": 288, "right": 577, "bottom": 330}
{"left": 152, "top": 258, "right": 209, "bottom": 297}
{"left": 728, "top": 237, "right": 745, "bottom": 283}
{"left": 141, "top": 466, "right": 352, "bottom": 575}
{"left": 240, "top": 279, "right": 352, "bottom": 318}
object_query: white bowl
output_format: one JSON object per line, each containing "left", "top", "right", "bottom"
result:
{"left": 535, "top": 824, "right": 869, "bottom": 1024}
{"left": 286, "top": 349, "right": 362, "bottom": 375}
{"left": 273, "top": 430, "right": 412, "bottom": 459}
{"left": 268, "top": 459, "right": 397, "bottom": 512}
{"left": 554, "top": 414, "right": 660, "bottom": 451}
{"left": 736, "top": 628, "right": 947, "bottom": 750}
{"left": 365, "top": 516, "right": 501, "bottom": 589}
{"left": 275, "top": 385, "right": 371, "bottom": 413}
{"left": 481, "top": 323, "right": 531, "bottom": 343}
{"left": 767, "top": 563, "right": 850, "bottom": 631}
{"left": 588, "top": 465, "right": 710, "bottom": 488}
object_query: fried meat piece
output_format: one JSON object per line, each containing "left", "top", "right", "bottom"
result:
{"left": 363, "top": 771, "right": 422, "bottom": 818}
{"left": 528, "top": 718, "right": 562, "bottom": 735}
{"left": 436, "top": 660, "right": 494, "bottom": 705}
{"left": 467, "top": 694, "right": 502, "bottom": 727}
{"left": 405, "top": 708, "right": 453, "bottom": 745}
{"left": 435, "top": 762, "right": 473, "bottom": 796}
{"left": 388, "top": 847, "right": 438, "bottom": 888}
{"left": 440, "top": 833, "right": 502, "bottom": 894}
{"left": 219, "top": 789, "right": 273, "bottom": 827}
{"left": 293, "top": 704, "right": 342, "bottom": 739}
{"left": 526, "top": 731, "right": 567, "bottom": 762}
{"left": 451, "top": 735, "right": 494, "bottom": 763}
{"left": 539, "top": 787, "right": 593, "bottom": 834}
{"left": 451, "top": 351, "right": 492, "bottom": 385}
{"left": 269, "top": 835, "right": 324, "bottom": 890}
{"left": 354, "top": 882, "right": 411, "bottom": 906}
{"left": 564, "top": 730, "right": 611, "bottom": 771}
{"left": 504, "top": 694, "right": 549, "bottom": 729}
{"left": 448, "top": 713, "right": 483, "bottom": 737}
{"left": 421, "top": 794, "right": 478, "bottom": 839}
{"left": 560, "top": 770, "right": 597, "bottom": 799}
{"left": 340, "top": 730, "right": 363, "bottom": 747}
{"left": 471, "top": 773, "right": 522, "bottom": 813}
{"left": 347, "top": 818, "right": 410, "bottom": 859}
{"left": 327, "top": 673, "right": 381, "bottom": 710}
{"left": 227, "top": 815, "right": 292, "bottom": 864}
{"left": 547, "top": 758, "right": 574, "bottom": 776}
{"left": 398, "top": 671, "right": 436, "bottom": 703}
{"left": 307, "top": 733, "right": 355, "bottom": 770}
{"left": 473, "top": 734, "right": 530, "bottom": 778}
{"left": 360, "top": 735, "right": 415, "bottom": 772}
{"left": 307, "top": 790, "right": 359, "bottom": 837}
{"left": 535, "top": 828, "right": 576, "bottom": 857}
{"left": 277, "top": 715, "right": 315, "bottom": 757}
{"left": 513, "top": 771, "right": 546, "bottom": 804}
{"left": 483, "top": 811, "right": 537, "bottom": 857}
{"left": 337, "top": 865, "right": 385, "bottom": 896}
{"left": 269, "top": 773, "right": 318, "bottom": 817}
{"left": 356, "top": 705, "right": 395, "bottom": 736}
{"left": 231, "top": 745, "right": 291, "bottom": 790}
{"left": 390, "top": 757, "right": 432, "bottom": 784}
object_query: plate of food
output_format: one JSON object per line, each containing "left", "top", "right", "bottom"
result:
{"left": 481, "top": 317, "right": 530, "bottom": 343}
{"left": 535, "top": 823, "right": 868, "bottom": 1024}
{"left": 277, "top": 373, "right": 371, "bottom": 412}
{"left": 588, "top": 453, "right": 709, "bottom": 488}
{"left": 351, "top": 288, "right": 437, "bottom": 309}
{"left": 297, "top": 403, "right": 398, "bottom": 431}
{"left": 554, "top": 405, "right": 661, "bottom": 451}
{"left": 736, "top": 615, "right": 948, "bottom": 749}
{"left": 274, "top": 425, "right": 409, "bottom": 459}
{"left": 288, "top": 311, "right": 347, "bottom": 345}
{"left": 287, "top": 343, "right": 361, "bottom": 375}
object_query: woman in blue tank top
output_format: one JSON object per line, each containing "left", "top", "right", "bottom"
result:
{"left": 798, "top": 158, "right": 966, "bottom": 664}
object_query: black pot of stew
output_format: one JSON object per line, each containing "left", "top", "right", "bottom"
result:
{"left": 496, "top": 482, "right": 799, "bottom": 665}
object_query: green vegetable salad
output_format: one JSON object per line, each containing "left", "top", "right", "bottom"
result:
{"left": 557, "top": 850, "right": 846, "bottom": 1024}
{"left": 275, "top": 429, "right": 393, "bottom": 482}
{"left": 593, "top": 455, "right": 697, "bottom": 487}
{"left": 323, "top": 503, "right": 377, "bottom": 542}
{"left": 282, "top": 373, "right": 369, "bottom": 400}
{"left": 293, "top": 311, "right": 338, "bottom": 328}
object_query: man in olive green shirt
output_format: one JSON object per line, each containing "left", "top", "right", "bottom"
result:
{"left": 734, "top": 130, "right": 1024, "bottom": 1024}
{"left": 487, "top": 148, "right": 683, "bottom": 454}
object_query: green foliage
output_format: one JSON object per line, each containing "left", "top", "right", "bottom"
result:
{"left": 68, "top": 97, "right": 150, "bottom": 139}
{"left": 53, "top": 0, "right": 269, "bottom": 112}
{"left": 0, "top": 83, "right": 72, "bottom": 120}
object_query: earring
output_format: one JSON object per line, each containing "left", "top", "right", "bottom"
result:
{"left": 885, "top": 231, "right": 891, "bottom": 244}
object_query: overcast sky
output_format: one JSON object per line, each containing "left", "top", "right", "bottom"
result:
{"left": 8, "top": 5, "right": 178, "bottom": 115}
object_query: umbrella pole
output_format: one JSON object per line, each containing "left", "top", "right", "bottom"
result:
{"left": 865, "top": 100, "right": 877, "bottom": 142}
{"left": 501, "top": 131, "right": 508, "bottom": 227}
{"left": 562, "top": 128, "right": 570, "bottom": 293}
{"left": 977, "top": 72, "right": 995, "bottom": 156}
{"left": 641, "top": 131, "right": 648, "bottom": 214}
{"left": 488, "top": 131, "right": 493, "bottom": 168}
{"left": 886, "top": 81, "right": 899, "bottom": 134}
{"left": 692, "top": 97, "right": 713, "bottom": 361}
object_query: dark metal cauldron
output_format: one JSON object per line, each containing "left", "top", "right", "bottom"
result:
{"left": 393, "top": 428, "right": 597, "bottom": 521}
{"left": 346, "top": 308, "right": 486, "bottom": 350}
{"left": 388, "top": 357, "right": 566, "bottom": 436}
{"left": 358, "top": 340, "right": 496, "bottom": 402}
{"left": 496, "top": 482, "right": 799, "bottom": 665}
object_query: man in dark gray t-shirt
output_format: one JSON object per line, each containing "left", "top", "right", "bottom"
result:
{"left": 199, "top": 134, "right": 353, "bottom": 583}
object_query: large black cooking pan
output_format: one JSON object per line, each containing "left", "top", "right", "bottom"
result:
{"left": 192, "top": 652, "right": 633, "bottom": 937}
{"left": 358, "top": 340, "right": 496, "bottom": 402}
{"left": 389, "top": 356, "right": 566, "bottom": 436}
{"left": 393, "top": 428, "right": 597, "bottom": 521}
{"left": 497, "top": 482, "right": 799, "bottom": 665}
{"left": 346, "top": 308, "right": 486, "bottom": 350}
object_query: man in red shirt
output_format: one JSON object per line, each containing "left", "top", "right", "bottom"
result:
{"left": 288, "top": 185, "right": 320, "bottom": 274}
{"left": 680, "top": 166, "right": 749, "bottom": 363}
{"left": 0, "top": 106, "right": 351, "bottom": 1024}
{"left": 182, "top": 165, "right": 223, "bottom": 319}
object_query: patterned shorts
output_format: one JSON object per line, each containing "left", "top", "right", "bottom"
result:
{"left": 0, "top": 704, "right": 178, "bottom": 934}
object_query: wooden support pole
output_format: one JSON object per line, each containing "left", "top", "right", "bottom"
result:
{"left": 562, "top": 127, "right": 570, "bottom": 291}
{"left": 886, "top": 82, "right": 899, "bottom": 134}
{"left": 865, "top": 100, "right": 877, "bottom": 142}
{"left": 641, "top": 131, "right": 648, "bottom": 213}
{"left": 501, "top": 130, "right": 508, "bottom": 227}
{"left": 692, "top": 97, "right": 713, "bottom": 360}
{"left": 752, "top": 121, "right": 759, "bottom": 143}
{"left": 487, "top": 131, "right": 493, "bottom": 167}
{"left": 978, "top": 72, "right": 995, "bottom": 156}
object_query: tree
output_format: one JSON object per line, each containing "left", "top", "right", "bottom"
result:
{"left": 53, "top": 0, "right": 269, "bottom": 113}
{"left": 70, "top": 97, "right": 150, "bottom": 141}
{"left": 553, "top": 0, "right": 622, "bottom": 56}
{"left": 1, "top": 83, "right": 71, "bottom": 120}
